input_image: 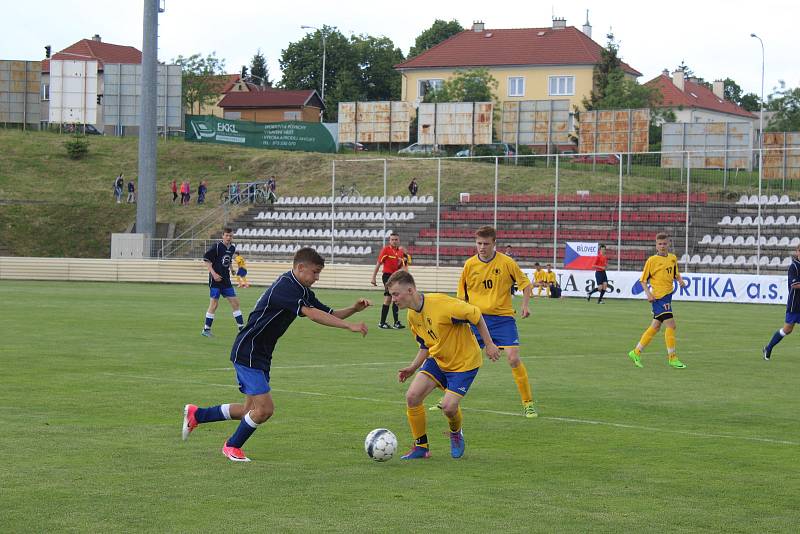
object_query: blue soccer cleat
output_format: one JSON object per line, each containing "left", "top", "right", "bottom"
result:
{"left": 450, "top": 430, "right": 465, "bottom": 459}
{"left": 401, "top": 446, "right": 431, "bottom": 460}
{"left": 201, "top": 329, "right": 213, "bottom": 337}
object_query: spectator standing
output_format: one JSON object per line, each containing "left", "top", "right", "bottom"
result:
{"left": 408, "top": 177, "right": 419, "bottom": 197}
{"left": 198, "top": 180, "right": 207, "bottom": 204}
{"left": 127, "top": 180, "right": 136, "bottom": 203}
{"left": 114, "top": 173, "right": 124, "bottom": 203}
{"left": 171, "top": 179, "right": 178, "bottom": 203}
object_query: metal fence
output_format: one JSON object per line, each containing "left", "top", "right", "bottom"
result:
{"left": 158, "top": 148, "right": 800, "bottom": 275}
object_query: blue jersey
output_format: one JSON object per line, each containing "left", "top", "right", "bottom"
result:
{"left": 787, "top": 257, "right": 800, "bottom": 314}
{"left": 230, "top": 271, "right": 333, "bottom": 371}
{"left": 203, "top": 241, "right": 235, "bottom": 287}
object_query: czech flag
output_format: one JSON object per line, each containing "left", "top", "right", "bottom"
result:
{"left": 564, "top": 242, "right": 599, "bottom": 270}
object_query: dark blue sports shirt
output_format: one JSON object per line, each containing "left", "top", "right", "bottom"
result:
{"left": 787, "top": 256, "right": 800, "bottom": 313}
{"left": 230, "top": 271, "right": 333, "bottom": 371}
{"left": 203, "top": 241, "right": 235, "bottom": 288}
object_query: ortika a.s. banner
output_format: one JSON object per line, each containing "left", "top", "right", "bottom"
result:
{"left": 185, "top": 115, "right": 336, "bottom": 153}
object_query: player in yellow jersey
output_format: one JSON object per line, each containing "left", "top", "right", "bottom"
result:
{"left": 533, "top": 262, "right": 547, "bottom": 297}
{"left": 232, "top": 251, "right": 251, "bottom": 288}
{"left": 628, "top": 233, "right": 688, "bottom": 369}
{"left": 544, "top": 264, "right": 557, "bottom": 297}
{"left": 387, "top": 270, "right": 500, "bottom": 460}
{"left": 445, "top": 225, "right": 538, "bottom": 418}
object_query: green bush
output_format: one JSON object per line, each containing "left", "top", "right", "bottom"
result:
{"left": 64, "top": 135, "right": 89, "bottom": 159}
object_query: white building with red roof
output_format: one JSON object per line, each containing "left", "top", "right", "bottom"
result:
{"left": 646, "top": 70, "right": 757, "bottom": 126}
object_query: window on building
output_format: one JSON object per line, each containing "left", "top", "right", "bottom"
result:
{"left": 284, "top": 111, "right": 301, "bottom": 121}
{"left": 548, "top": 76, "right": 575, "bottom": 96}
{"left": 508, "top": 77, "right": 525, "bottom": 97}
{"left": 41, "top": 83, "right": 49, "bottom": 101}
{"left": 418, "top": 79, "right": 444, "bottom": 99}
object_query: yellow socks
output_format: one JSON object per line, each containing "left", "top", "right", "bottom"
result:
{"left": 446, "top": 406, "right": 462, "bottom": 433}
{"left": 406, "top": 405, "right": 428, "bottom": 447}
{"left": 665, "top": 327, "right": 676, "bottom": 357}
{"left": 636, "top": 326, "right": 658, "bottom": 354}
{"left": 511, "top": 362, "right": 533, "bottom": 404}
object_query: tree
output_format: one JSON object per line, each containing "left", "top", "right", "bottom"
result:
{"left": 249, "top": 49, "right": 271, "bottom": 87}
{"left": 720, "top": 78, "right": 760, "bottom": 112}
{"left": 408, "top": 19, "right": 463, "bottom": 58}
{"left": 766, "top": 82, "right": 800, "bottom": 131}
{"left": 583, "top": 34, "right": 659, "bottom": 111}
{"left": 351, "top": 35, "right": 404, "bottom": 101}
{"left": 738, "top": 93, "right": 761, "bottom": 112}
{"left": 172, "top": 52, "right": 226, "bottom": 115}
{"left": 423, "top": 68, "right": 498, "bottom": 103}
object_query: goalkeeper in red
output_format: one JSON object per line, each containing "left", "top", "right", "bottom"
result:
{"left": 628, "top": 233, "right": 688, "bottom": 369}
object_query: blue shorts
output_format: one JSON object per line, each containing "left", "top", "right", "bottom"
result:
{"left": 234, "top": 362, "right": 271, "bottom": 395}
{"left": 419, "top": 358, "right": 479, "bottom": 398}
{"left": 471, "top": 315, "right": 519, "bottom": 348}
{"left": 595, "top": 270, "right": 608, "bottom": 284}
{"left": 786, "top": 311, "right": 800, "bottom": 324}
{"left": 210, "top": 286, "right": 237, "bottom": 299}
{"left": 651, "top": 294, "right": 674, "bottom": 319}
{"left": 236, "top": 268, "right": 247, "bottom": 277}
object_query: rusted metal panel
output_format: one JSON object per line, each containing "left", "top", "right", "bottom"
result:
{"left": 578, "top": 108, "right": 650, "bottom": 155}
{"left": 337, "top": 101, "right": 411, "bottom": 144}
{"left": 763, "top": 132, "right": 800, "bottom": 180}
{"left": 662, "top": 122, "right": 753, "bottom": 169}
{"left": 501, "top": 99, "right": 569, "bottom": 146}
{"left": 418, "top": 102, "right": 493, "bottom": 145}
{"left": 0, "top": 60, "right": 41, "bottom": 126}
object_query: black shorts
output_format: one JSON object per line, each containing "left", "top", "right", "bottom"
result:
{"left": 595, "top": 270, "right": 608, "bottom": 285}
{"left": 382, "top": 272, "right": 393, "bottom": 296}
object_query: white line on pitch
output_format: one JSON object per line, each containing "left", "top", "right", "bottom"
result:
{"left": 102, "top": 372, "right": 799, "bottom": 446}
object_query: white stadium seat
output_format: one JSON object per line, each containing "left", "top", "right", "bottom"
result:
{"left": 700, "top": 234, "right": 712, "bottom": 244}
{"left": 735, "top": 255, "right": 747, "bottom": 265}
{"left": 722, "top": 236, "right": 734, "bottom": 246}
{"left": 700, "top": 255, "right": 713, "bottom": 265}
{"left": 791, "top": 237, "right": 800, "bottom": 247}
{"left": 745, "top": 236, "right": 756, "bottom": 247}
{"left": 733, "top": 236, "right": 744, "bottom": 246}
{"left": 723, "top": 255, "right": 735, "bottom": 265}
{"left": 779, "top": 195, "right": 791, "bottom": 205}
{"left": 783, "top": 256, "right": 793, "bottom": 267}
{"left": 747, "top": 255, "right": 758, "bottom": 266}
{"left": 741, "top": 216, "right": 753, "bottom": 226}
{"left": 748, "top": 194, "right": 758, "bottom": 205}
{"left": 763, "top": 215, "right": 775, "bottom": 226}
{"left": 712, "top": 235, "right": 723, "bottom": 245}
{"left": 778, "top": 237, "right": 790, "bottom": 247}
{"left": 768, "top": 195, "right": 779, "bottom": 205}
{"left": 690, "top": 254, "right": 701, "bottom": 264}
{"left": 737, "top": 195, "right": 749, "bottom": 205}
{"left": 769, "top": 256, "right": 782, "bottom": 267}
{"left": 766, "top": 236, "right": 778, "bottom": 247}
{"left": 759, "top": 256, "right": 770, "bottom": 266}
{"left": 775, "top": 216, "right": 787, "bottom": 226}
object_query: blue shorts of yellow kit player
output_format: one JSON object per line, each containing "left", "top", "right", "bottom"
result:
{"left": 210, "top": 286, "right": 237, "bottom": 299}
{"left": 651, "top": 293, "right": 674, "bottom": 320}
{"left": 471, "top": 314, "right": 520, "bottom": 348}
{"left": 419, "top": 358, "right": 479, "bottom": 398}
{"left": 236, "top": 268, "right": 247, "bottom": 277}
{"left": 234, "top": 362, "right": 271, "bottom": 395}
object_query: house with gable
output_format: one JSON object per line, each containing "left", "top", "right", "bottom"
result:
{"left": 645, "top": 70, "right": 757, "bottom": 127}
{"left": 394, "top": 18, "right": 642, "bottom": 123}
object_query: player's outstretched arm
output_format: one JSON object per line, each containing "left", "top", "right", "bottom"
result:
{"left": 475, "top": 317, "right": 500, "bottom": 361}
{"left": 302, "top": 306, "right": 368, "bottom": 336}
{"left": 332, "top": 298, "right": 372, "bottom": 319}
{"left": 398, "top": 349, "right": 428, "bottom": 382}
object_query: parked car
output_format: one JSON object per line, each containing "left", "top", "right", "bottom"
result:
{"left": 570, "top": 154, "right": 620, "bottom": 165}
{"left": 339, "top": 142, "right": 366, "bottom": 152}
{"left": 455, "top": 143, "right": 516, "bottom": 158}
{"left": 397, "top": 143, "right": 445, "bottom": 156}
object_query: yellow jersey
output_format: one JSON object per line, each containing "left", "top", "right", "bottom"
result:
{"left": 234, "top": 255, "right": 247, "bottom": 269}
{"left": 457, "top": 252, "right": 531, "bottom": 316}
{"left": 544, "top": 271, "right": 556, "bottom": 284}
{"left": 640, "top": 253, "right": 679, "bottom": 299}
{"left": 406, "top": 293, "right": 483, "bottom": 372}
{"left": 533, "top": 269, "right": 545, "bottom": 283}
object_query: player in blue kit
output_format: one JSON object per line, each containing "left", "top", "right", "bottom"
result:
{"left": 201, "top": 228, "right": 244, "bottom": 337}
{"left": 182, "top": 247, "right": 371, "bottom": 462}
{"left": 763, "top": 243, "right": 800, "bottom": 360}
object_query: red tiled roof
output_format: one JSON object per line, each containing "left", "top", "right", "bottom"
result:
{"left": 646, "top": 74, "right": 757, "bottom": 119}
{"left": 217, "top": 74, "right": 244, "bottom": 94}
{"left": 218, "top": 89, "right": 322, "bottom": 109}
{"left": 42, "top": 39, "right": 142, "bottom": 72}
{"left": 395, "top": 26, "right": 641, "bottom": 76}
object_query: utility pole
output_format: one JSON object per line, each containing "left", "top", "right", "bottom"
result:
{"left": 136, "top": 0, "right": 159, "bottom": 246}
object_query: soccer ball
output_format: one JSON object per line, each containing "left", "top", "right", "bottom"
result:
{"left": 364, "top": 428, "right": 398, "bottom": 462}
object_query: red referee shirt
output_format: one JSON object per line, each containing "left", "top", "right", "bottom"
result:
{"left": 593, "top": 255, "right": 608, "bottom": 271}
{"left": 378, "top": 245, "right": 405, "bottom": 274}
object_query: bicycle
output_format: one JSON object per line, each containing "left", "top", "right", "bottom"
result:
{"left": 337, "top": 183, "right": 361, "bottom": 198}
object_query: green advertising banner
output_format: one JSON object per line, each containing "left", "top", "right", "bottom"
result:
{"left": 185, "top": 115, "right": 336, "bottom": 153}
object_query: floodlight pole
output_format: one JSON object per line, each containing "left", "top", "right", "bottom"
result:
{"left": 137, "top": 0, "right": 159, "bottom": 246}
{"left": 751, "top": 33, "right": 764, "bottom": 276}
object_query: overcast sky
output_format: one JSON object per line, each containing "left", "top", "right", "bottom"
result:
{"left": 3, "top": 0, "right": 796, "bottom": 97}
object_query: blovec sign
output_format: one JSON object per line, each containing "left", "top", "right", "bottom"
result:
{"left": 185, "top": 115, "right": 336, "bottom": 153}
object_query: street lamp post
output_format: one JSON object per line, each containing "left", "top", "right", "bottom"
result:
{"left": 751, "top": 32, "right": 765, "bottom": 275}
{"left": 301, "top": 25, "right": 326, "bottom": 119}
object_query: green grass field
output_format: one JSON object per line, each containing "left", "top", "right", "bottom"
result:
{"left": 2, "top": 280, "right": 798, "bottom": 532}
